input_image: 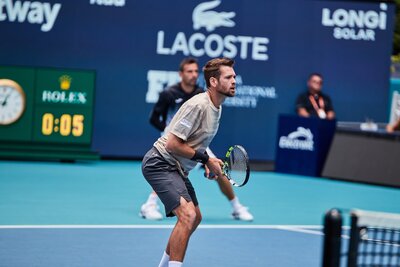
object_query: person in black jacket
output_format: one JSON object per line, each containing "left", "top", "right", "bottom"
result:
{"left": 296, "top": 73, "right": 335, "bottom": 120}
{"left": 140, "top": 57, "right": 253, "bottom": 222}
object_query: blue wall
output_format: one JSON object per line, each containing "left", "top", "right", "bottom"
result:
{"left": 0, "top": 0, "right": 395, "bottom": 160}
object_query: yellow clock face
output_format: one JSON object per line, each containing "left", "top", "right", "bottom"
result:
{"left": 0, "top": 79, "right": 26, "bottom": 125}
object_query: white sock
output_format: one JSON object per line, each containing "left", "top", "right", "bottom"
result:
{"left": 169, "top": 261, "right": 183, "bottom": 267}
{"left": 158, "top": 251, "right": 169, "bottom": 267}
{"left": 230, "top": 196, "right": 241, "bottom": 210}
{"left": 146, "top": 192, "right": 158, "bottom": 205}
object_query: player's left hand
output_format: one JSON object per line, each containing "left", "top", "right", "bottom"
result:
{"left": 204, "top": 164, "right": 216, "bottom": 180}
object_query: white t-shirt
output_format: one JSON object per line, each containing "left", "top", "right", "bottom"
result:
{"left": 154, "top": 92, "right": 221, "bottom": 174}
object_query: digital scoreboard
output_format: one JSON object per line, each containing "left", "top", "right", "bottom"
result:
{"left": 0, "top": 66, "right": 98, "bottom": 160}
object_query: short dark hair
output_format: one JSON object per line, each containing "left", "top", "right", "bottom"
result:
{"left": 308, "top": 72, "right": 323, "bottom": 81}
{"left": 203, "top": 57, "right": 235, "bottom": 88}
{"left": 179, "top": 57, "right": 198, "bottom": 72}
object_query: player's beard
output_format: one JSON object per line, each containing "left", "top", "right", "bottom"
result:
{"left": 222, "top": 92, "right": 234, "bottom": 97}
{"left": 221, "top": 87, "right": 235, "bottom": 97}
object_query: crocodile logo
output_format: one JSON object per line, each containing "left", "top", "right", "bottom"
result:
{"left": 192, "top": 0, "right": 235, "bottom": 32}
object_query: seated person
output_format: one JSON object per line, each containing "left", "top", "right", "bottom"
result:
{"left": 296, "top": 73, "right": 335, "bottom": 120}
{"left": 386, "top": 118, "right": 400, "bottom": 133}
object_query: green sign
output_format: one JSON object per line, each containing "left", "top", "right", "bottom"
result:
{"left": 0, "top": 66, "right": 97, "bottom": 159}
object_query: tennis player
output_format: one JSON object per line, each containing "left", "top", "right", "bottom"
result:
{"left": 140, "top": 57, "right": 253, "bottom": 222}
{"left": 142, "top": 58, "right": 236, "bottom": 267}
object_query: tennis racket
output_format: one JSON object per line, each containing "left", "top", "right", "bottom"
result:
{"left": 205, "top": 145, "right": 250, "bottom": 187}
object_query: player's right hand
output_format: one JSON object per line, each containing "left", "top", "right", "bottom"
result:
{"left": 205, "top": 158, "right": 224, "bottom": 180}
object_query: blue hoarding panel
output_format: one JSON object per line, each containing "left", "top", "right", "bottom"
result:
{"left": 275, "top": 115, "right": 336, "bottom": 176}
{"left": 0, "top": 0, "right": 395, "bottom": 160}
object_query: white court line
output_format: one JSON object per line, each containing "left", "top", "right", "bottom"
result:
{"left": 274, "top": 226, "right": 324, "bottom": 236}
{"left": 0, "top": 225, "right": 355, "bottom": 237}
{"left": 275, "top": 225, "right": 350, "bottom": 236}
{"left": 0, "top": 225, "right": 355, "bottom": 240}
{"left": 0, "top": 224, "right": 323, "bottom": 235}
{"left": 0, "top": 224, "right": 323, "bottom": 230}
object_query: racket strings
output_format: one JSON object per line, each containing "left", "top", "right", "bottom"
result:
{"left": 227, "top": 147, "right": 248, "bottom": 186}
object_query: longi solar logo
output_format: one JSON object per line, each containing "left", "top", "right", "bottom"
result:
{"left": 156, "top": 0, "right": 269, "bottom": 61}
{"left": 321, "top": 3, "right": 387, "bottom": 41}
{"left": 279, "top": 127, "right": 314, "bottom": 151}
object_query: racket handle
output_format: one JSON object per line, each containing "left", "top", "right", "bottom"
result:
{"left": 204, "top": 172, "right": 217, "bottom": 179}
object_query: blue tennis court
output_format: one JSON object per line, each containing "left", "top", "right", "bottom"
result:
{"left": 0, "top": 226, "right": 324, "bottom": 267}
{"left": 1, "top": 160, "right": 400, "bottom": 266}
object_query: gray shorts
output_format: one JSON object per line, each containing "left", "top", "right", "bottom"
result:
{"left": 141, "top": 147, "right": 198, "bottom": 217}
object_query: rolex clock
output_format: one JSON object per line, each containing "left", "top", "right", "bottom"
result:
{"left": 0, "top": 79, "right": 26, "bottom": 125}
{"left": 0, "top": 66, "right": 98, "bottom": 160}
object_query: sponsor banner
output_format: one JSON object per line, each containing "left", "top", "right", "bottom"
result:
{"left": 89, "top": 0, "right": 125, "bottom": 7}
{"left": 275, "top": 115, "right": 336, "bottom": 176}
{"left": 0, "top": 0, "right": 62, "bottom": 32}
{"left": 279, "top": 127, "right": 314, "bottom": 151}
{"left": 321, "top": 3, "right": 388, "bottom": 41}
{"left": 146, "top": 71, "right": 276, "bottom": 108}
{"left": 0, "top": 0, "right": 395, "bottom": 160}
